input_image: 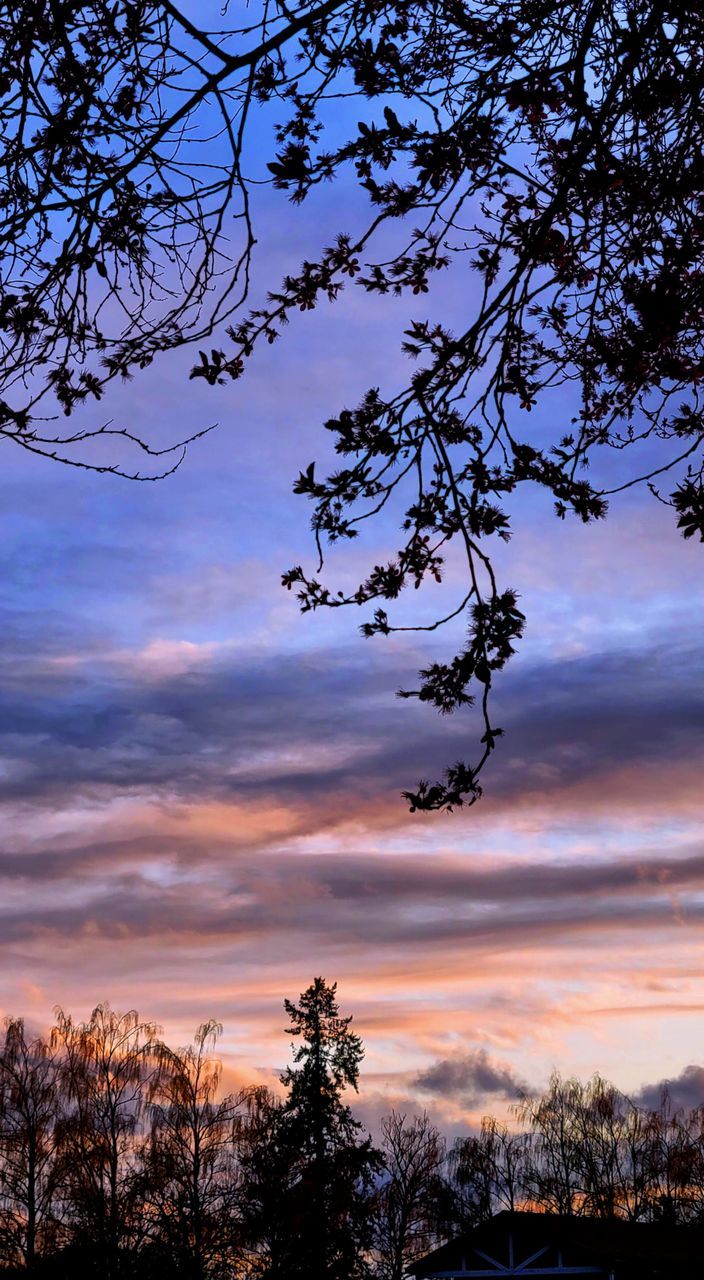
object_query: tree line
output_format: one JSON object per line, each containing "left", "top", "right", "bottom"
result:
{"left": 0, "top": 978, "right": 701, "bottom": 1278}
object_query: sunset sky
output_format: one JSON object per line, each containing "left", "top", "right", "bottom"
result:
{"left": 2, "top": 96, "right": 704, "bottom": 1138}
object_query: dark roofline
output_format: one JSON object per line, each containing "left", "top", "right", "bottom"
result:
{"left": 409, "top": 1209, "right": 704, "bottom": 1275}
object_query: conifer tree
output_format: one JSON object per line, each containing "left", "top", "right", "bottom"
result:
{"left": 271, "top": 978, "right": 381, "bottom": 1280}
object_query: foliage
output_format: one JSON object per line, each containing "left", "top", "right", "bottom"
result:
{"left": 237, "top": 1088, "right": 295, "bottom": 1279}
{"left": 272, "top": 978, "right": 382, "bottom": 1279}
{"left": 1, "top": 1, "right": 703, "bottom": 803}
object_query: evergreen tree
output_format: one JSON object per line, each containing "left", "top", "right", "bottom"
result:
{"left": 272, "top": 978, "right": 381, "bottom": 1280}
{"left": 237, "top": 1088, "right": 298, "bottom": 1280}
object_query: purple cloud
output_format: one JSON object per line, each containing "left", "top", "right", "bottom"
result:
{"left": 415, "top": 1050, "right": 531, "bottom": 1106}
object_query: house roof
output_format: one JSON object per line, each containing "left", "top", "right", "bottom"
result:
{"left": 409, "top": 1210, "right": 704, "bottom": 1278}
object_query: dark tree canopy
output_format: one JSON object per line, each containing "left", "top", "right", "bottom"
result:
{"left": 276, "top": 978, "right": 382, "bottom": 1279}
{"left": 4, "top": 990, "right": 704, "bottom": 1279}
{"left": 2, "top": 0, "right": 703, "bottom": 806}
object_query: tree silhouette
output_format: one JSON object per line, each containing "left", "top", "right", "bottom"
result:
{"left": 448, "top": 1116, "right": 530, "bottom": 1227}
{"left": 51, "top": 1005, "right": 161, "bottom": 1279}
{"left": 274, "top": 978, "right": 382, "bottom": 1279}
{"left": 0, "top": 1020, "right": 61, "bottom": 1271}
{"left": 2, "top": 2, "right": 702, "bottom": 804}
{"left": 237, "top": 1088, "right": 297, "bottom": 1279}
{"left": 144, "top": 1022, "right": 243, "bottom": 1280}
{"left": 2, "top": 992, "right": 704, "bottom": 1272}
{"left": 372, "top": 1111, "right": 447, "bottom": 1280}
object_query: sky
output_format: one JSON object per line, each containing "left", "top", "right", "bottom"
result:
{"left": 2, "top": 32, "right": 704, "bottom": 1137}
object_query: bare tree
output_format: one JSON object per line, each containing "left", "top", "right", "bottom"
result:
{"left": 514, "top": 1073, "right": 704, "bottom": 1224}
{"left": 145, "top": 1021, "right": 243, "bottom": 1280}
{"left": 641, "top": 1090, "right": 704, "bottom": 1226}
{"left": 448, "top": 1116, "right": 530, "bottom": 1226}
{"left": 516, "top": 1074, "right": 585, "bottom": 1216}
{"left": 0, "top": 1018, "right": 61, "bottom": 1271}
{"left": 51, "top": 1003, "right": 161, "bottom": 1278}
{"left": 373, "top": 1111, "right": 446, "bottom": 1280}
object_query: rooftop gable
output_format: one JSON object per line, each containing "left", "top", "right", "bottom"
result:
{"left": 409, "top": 1211, "right": 703, "bottom": 1279}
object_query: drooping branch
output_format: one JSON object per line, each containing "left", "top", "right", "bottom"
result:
{"left": 2, "top": 0, "right": 703, "bottom": 807}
